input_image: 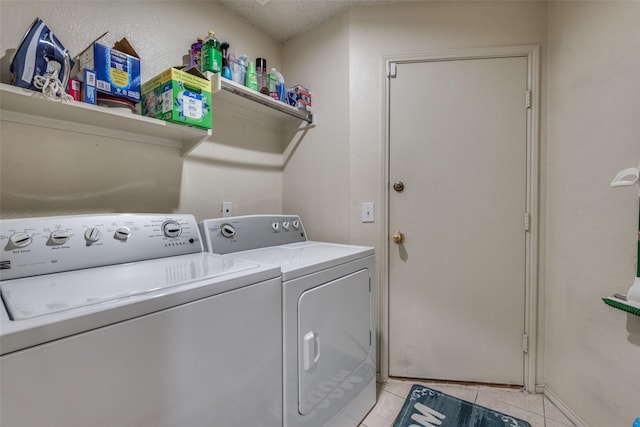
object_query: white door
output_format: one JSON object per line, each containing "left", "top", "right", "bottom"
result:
{"left": 388, "top": 56, "right": 528, "bottom": 385}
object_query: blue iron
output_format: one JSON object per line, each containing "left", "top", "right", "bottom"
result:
{"left": 10, "top": 18, "right": 74, "bottom": 94}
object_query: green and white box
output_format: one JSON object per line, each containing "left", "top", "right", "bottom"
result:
{"left": 142, "top": 66, "right": 212, "bottom": 129}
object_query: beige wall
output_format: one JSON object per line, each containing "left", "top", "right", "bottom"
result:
{"left": 283, "top": 1, "right": 640, "bottom": 425}
{"left": 0, "top": 1, "right": 284, "bottom": 221}
{"left": 282, "top": 13, "right": 351, "bottom": 244}
{"left": 2, "top": 1, "right": 640, "bottom": 425}
{"left": 545, "top": 2, "right": 640, "bottom": 426}
{"left": 282, "top": 0, "right": 549, "bottom": 388}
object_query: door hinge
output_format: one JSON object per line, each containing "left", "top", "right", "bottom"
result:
{"left": 526, "top": 89, "right": 532, "bottom": 109}
{"left": 388, "top": 63, "right": 397, "bottom": 79}
{"left": 523, "top": 334, "right": 529, "bottom": 353}
{"left": 524, "top": 212, "right": 531, "bottom": 232}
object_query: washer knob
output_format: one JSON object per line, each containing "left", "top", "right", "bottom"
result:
{"left": 9, "top": 232, "right": 32, "bottom": 248}
{"left": 271, "top": 222, "right": 280, "bottom": 232}
{"left": 292, "top": 220, "right": 300, "bottom": 230}
{"left": 84, "top": 228, "right": 102, "bottom": 245}
{"left": 49, "top": 230, "right": 70, "bottom": 245}
{"left": 282, "top": 221, "right": 290, "bottom": 231}
{"left": 162, "top": 220, "right": 182, "bottom": 238}
{"left": 221, "top": 224, "right": 236, "bottom": 238}
{"left": 114, "top": 226, "right": 131, "bottom": 241}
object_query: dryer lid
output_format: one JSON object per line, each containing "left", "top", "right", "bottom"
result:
{"left": 1, "top": 253, "right": 260, "bottom": 320}
{"left": 231, "top": 241, "right": 374, "bottom": 282}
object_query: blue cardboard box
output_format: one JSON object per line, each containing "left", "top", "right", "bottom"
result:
{"left": 80, "top": 40, "right": 140, "bottom": 102}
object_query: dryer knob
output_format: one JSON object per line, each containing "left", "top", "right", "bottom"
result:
{"left": 9, "top": 232, "right": 33, "bottom": 248}
{"left": 84, "top": 228, "right": 102, "bottom": 244}
{"left": 282, "top": 221, "right": 290, "bottom": 231}
{"left": 162, "top": 220, "right": 182, "bottom": 238}
{"left": 221, "top": 224, "right": 236, "bottom": 238}
{"left": 292, "top": 220, "right": 300, "bottom": 230}
{"left": 49, "top": 230, "right": 70, "bottom": 245}
{"left": 271, "top": 222, "right": 280, "bottom": 232}
{"left": 114, "top": 226, "right": 131, "bottom": 241}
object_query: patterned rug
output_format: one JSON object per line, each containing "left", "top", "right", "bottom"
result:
{"left": 393, "top": 385, "right": 532, "bottom": 427}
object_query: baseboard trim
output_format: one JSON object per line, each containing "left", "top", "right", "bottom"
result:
{"left": 544, "top": 386, "right": 589, "bottom": 427}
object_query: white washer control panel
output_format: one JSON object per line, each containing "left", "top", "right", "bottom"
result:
{"left": 0, "top": 214, "right": 203, "bottom": 280}
{"left": 200, "top": 215, "right": 307, "bottom": 254}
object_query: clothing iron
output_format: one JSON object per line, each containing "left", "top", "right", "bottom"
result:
{"left": 10, "top": 18, "right": 74, "bottom": 97}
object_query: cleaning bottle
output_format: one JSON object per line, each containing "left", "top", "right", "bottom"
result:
{"left": 633, "top": 418, "right": 640, "bottom": 427}
{"left": 190, "top": 38, "right": 203, "bottom": 70}
{"left": 238, "top": 54, "right": 248, "bottom": 86}
{"left": 267, "top": 69, "right": 277, "bottom": 99}
{"left": 201, "top": 30, "right": 222, "bottom": 73}
{"left": 245, "top": 61, "right": 258, "bottom": 91}
{"left": 220, "top": 41, "right": 232, "bottom": 80}
{"left": 256, "top": 57, "right": 268, "bottom": 94}
{"left": 270, "top": 68, "right": 286, "bottom": 102}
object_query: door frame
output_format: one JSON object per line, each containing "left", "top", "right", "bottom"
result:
{"left": 379, "top": 45, "right": 540, "bottom": 392}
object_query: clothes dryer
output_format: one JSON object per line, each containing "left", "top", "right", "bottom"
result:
{"left": 0, "top": 213, "right": 282, "bottom": 427}
{"left": 200, "top": 214, "right": 376, "bottom": 427}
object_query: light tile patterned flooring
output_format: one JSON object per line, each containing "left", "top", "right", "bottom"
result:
{"left": 359, "top": 378, "right": 576, "bottom": 427}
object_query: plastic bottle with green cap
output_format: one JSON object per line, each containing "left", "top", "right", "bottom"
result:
{"left": 245, "top": 61, "right": 258, "bottom": 91}
{"left": 201, "top": 30, "right": 222, "bottom": 73}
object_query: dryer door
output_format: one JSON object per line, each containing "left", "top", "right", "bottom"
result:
{"left": 297, "top": 268, "right": 371, "bottom": 415}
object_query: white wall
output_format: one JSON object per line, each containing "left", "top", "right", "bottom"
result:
{"left": 0, "top": 1, "right": 285, "bottom": 220}
{"left": 545, "top": 2, "right": 640, "bottom": 426}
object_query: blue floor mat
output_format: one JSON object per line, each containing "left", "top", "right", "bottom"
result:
{"left": 393, "top": 385, "right": 532, "bottom": 427}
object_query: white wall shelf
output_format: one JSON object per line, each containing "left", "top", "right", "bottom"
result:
{"left": 208, "top": 73, "right": 313, "bottom": 126}
{"left": 0, "top": 78, "right": 312, "bottom": 156}
{"left": 0, "top": 83, "right": 211, "bottom": 155}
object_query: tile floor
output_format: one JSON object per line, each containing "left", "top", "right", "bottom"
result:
{"left": 359, "top": 378, "right": 576, "bottom": 427}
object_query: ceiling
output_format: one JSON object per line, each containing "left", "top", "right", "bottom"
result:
{"left": 217, "top": 0, "right": 403, "bottom": 42}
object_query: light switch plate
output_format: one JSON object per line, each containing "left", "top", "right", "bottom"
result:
{"left": 362, "top": 202, "right": 374, "bottom": 223}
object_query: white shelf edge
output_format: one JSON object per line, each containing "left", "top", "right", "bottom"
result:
{"left": 207, "top": 73, "right": 313, "bottom": 124}
{"left": 0, "top": 83, "right": 212, "bottom": 154}
{"left": 1, "top": 110, "right": 182, "bottom": 150}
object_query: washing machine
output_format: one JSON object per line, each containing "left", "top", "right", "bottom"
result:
{"left": 200, "top": 214, "right": 376, "bottom": 427}
{"left": 0, "top": 213, "right": 282, "bottom": 427}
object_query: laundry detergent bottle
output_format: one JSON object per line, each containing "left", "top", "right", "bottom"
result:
{"left": 270, "top": 68, "right": 286, "bottom": 102}
{"left": 201, "top": 30, "right": 222, "bottom": 73}
{"left": 245, "top": 61, "right": 258, "bottom": 91}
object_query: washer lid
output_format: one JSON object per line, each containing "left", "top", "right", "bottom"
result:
{"left": 1, "top": 253, "right": 260, "bottom": 320}
{"left": 231, "top": 241, "right": 374, "bottom": 282}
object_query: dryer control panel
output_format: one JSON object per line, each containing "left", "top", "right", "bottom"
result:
{"left": 200, "top": 215, "right": 307, "bottom": 254}
{"left": 0, "top": 214, "right": 203, "bottom": 280}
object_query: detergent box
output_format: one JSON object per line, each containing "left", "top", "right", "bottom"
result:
{"left": 286, "top": 84, "right": 312, "bottom": 111}
{"left": 79, "top": 38, "right": 141, "bottom": 102}
{"left": 141, "top": 66, "right": 212, "bottom": 130}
